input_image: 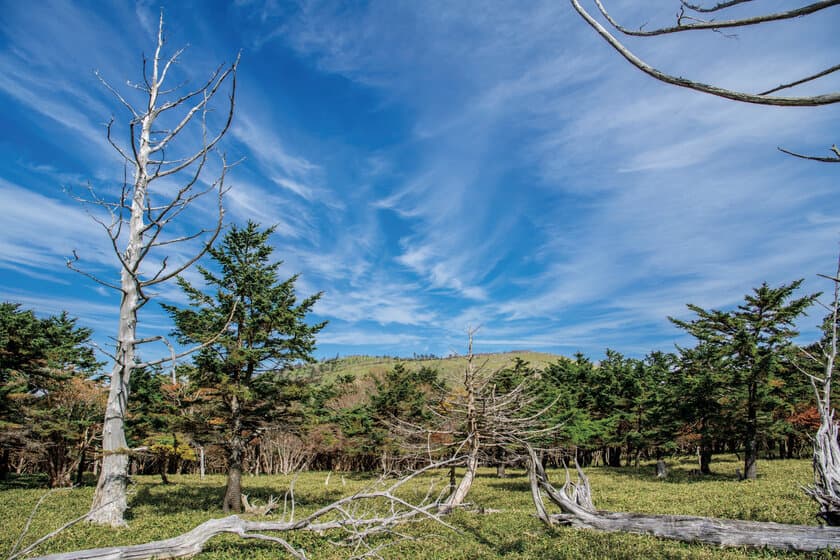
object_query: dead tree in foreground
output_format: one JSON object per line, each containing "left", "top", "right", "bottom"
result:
{"left": 802, "top": 254, "right": 840, "bottom": 524}
{"left": 570, "top": 0, "right": 840, "bottom": 161}
{"left": 525, "top": 444, "right": 840, "bottom": 553}
{"left": 15, "top": 461, "right": 456, "bottom": 560}
{"left": 71, "top": 13, "right": 238, "bottom": 526}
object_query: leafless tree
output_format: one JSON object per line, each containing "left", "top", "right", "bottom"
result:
{"left": 570, "top": 0, "right": 840, "bottom": 161}
{"left": 68, "top": 13, "right": 238, "bottom": 526}
{"left": 801, "top": 254, "right": 840, "bottom": 524}
{"left": 392, "top": 329, "right": 559, "bottom": 513}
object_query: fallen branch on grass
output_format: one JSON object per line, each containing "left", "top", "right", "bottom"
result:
{"left": 25, "top": 461, "right": 458, "bottom": 560}
{"left": 525, "top": 444, "right": 840, "bottom": 553}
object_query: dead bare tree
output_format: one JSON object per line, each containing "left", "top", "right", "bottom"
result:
{"left": 18, "top": 460, "right": 457, "bottom": 560}
{"left": 570, "top": 0, "right": 840, "bottom": 161}
{"left": 802, "top": 253, "right": 840, "bottom": 524}
{"left": 393, "top": 329, "right": 559, "bottom": 513}
{"left": 68, "top": 13, "right": 238, "bottom": 526}
{"left": 525, "top": 443, "right": 840, "bottom": 552}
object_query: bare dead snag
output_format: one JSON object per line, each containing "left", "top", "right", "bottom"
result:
{"left": 386, "top": 329, "right": 561, "bottom": 514}
{"left": 71, "top": 11, "right": 239, "bottom": 527}
{"left": 525, "top": 444, "right": 840, "bottom": 552}
{"left": 802, "top": 252, "right": 840, "bottom": 524}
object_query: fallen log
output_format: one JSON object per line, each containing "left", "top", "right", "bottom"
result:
{"left": 525, "top": 445, "right": 840, "bottom": 553}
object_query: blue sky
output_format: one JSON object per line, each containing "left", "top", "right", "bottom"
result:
{"left": 0, "top": 0, "right": 838, "bottom": 361}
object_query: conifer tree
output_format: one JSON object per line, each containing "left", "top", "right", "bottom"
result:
{"left": 164, "top": 221, "right": 325, "bottom": 512}
{"left": 671, "top": 280, "right": 817, "bottom": 479}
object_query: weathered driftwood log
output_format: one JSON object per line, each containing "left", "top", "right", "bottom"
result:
{"left": 525, "top": 445, "right": 840, "bottom": 553}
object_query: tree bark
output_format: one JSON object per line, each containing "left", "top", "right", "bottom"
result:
{"left": 87, "top": 146, "right": 142, "bottom": 525}
{"left": 743, "top": 384, "right": 759, "bottom": 480}
{"left": 443, "top": 446, "right": 478, "bottom": 511}
{"left": 699, "top": 444, "right": 712, "bottom": 474}
{"left": 655, "top": 460, "right": 667, "bottom": 479}
{"left": 607, "top": 446, "right": 621, "bottom": 467}
{"left": 223, "top": 397, "right": 244, "bottom": 514}
{"left": 0, "top": 447, "right": 9, "bottom": 481}
{"left": 495, "top": 446, "right": 507, "bottom": 478}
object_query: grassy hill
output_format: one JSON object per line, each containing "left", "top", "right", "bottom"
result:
{"left": 301, "top": 350, "right": 565, "bottom": 386}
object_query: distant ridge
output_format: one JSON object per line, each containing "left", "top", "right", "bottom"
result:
{"left": 299, "top": 351, "right": 565, "bottom": 385}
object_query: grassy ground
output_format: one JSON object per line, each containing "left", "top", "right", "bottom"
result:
{"left": 1, "top": 455, "right": 832, "bottom": 559}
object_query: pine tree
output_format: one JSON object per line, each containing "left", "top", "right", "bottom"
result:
{"left": 671, "top": 280, "right": 817, "bottom": 479}
{"left": 0, "top": 304, "right": 102, "bottom": 485}
{"left": 164, "top": 221, "right": 325, "bottom": 512}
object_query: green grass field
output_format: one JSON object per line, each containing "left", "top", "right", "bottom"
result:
{"left": 2, "top": 456, "right": 832, "bottom": 559}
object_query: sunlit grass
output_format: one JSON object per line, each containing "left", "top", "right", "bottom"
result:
{"left": 0, "top": 456, "right": 827, "bottom": 559}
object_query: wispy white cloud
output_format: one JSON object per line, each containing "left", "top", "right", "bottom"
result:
{"left": 2, "top": 0, "right": 836, "bottom": 361}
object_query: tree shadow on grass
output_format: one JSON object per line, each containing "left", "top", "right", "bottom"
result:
{"left": 129, "top": 481, "right": 350, "bottom": 517}
{"left": 0, "top": 472, "right": 100, "bottom": 491}
{"left": 0, "top": 473, "right": 48, "bottom": 490}
{"left": 485, "top": 478, "right": 532, "bottom": 493}
{"left": 454, "top": 512, "right": 548, "bottom": 557}
{"left": 582, "top": 465, "right": 740, "bottom": 484}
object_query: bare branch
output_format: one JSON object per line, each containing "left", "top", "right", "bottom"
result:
{"left": 29, "top": 463, "right": 458, "bottom": 560}
{"left": 593, "top": 0, "right": 840, "bottom": 36}
{"left": 154, "top": 66, "right": 222, "bottom": 115}
{"left": 149, "top": 58, "right": 237, "bottom": 155}
{"left": 66, "top": 251, "right": 121, "bottom": 292}
{"left": 8, "top": 499, "right": 115, "bottom": 560}
{"left": 570, "top": 0, "right": 840, "bottom": 106}
{"left": 153, "top": 59, "right": 239, "bottom": 179}
{"left": 681, "top": 0, "right": 754, "bottom": 13}
{"left": 760, "top": 64, "right": 840, "bottom": 96}
{"left": 156, "top": 46, "right": 187, "bottom": 90}
{"left": 778, "top": 145, "right": 840, "bottom": 163}
{"left": 139, "top": 167, "right": 226, "bottom": 288}
{"left": 105, "top": 119, "right": 134, "bottom": 164}
{"left": 134, "top": 301, "right": 237, "bottom": 370}
{"left": 95, "top": 72, "right": 140, "bottom": 120}
{"left": 526, "top": 443, "right": 840, "bottom": 552}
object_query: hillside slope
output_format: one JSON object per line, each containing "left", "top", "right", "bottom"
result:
{"left": 301, "top": 350, "right": 565, "bottom": 386}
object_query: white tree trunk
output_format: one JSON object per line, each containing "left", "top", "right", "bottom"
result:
{"left": 441, "top": 330, "right": 480, "bottom": 512}
{"left": 87, "top": 165, "right": 146, "bottom": 525}
{"left": 81, "top": 14, "right": 237, "bottom": 526}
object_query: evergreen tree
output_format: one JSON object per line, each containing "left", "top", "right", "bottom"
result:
{"left": 127, "top": 367, "right": 196, "bottom": 483}
{"left": 164, "top": 221, "right": 325, "bottom": 512}
{"left": 365, "top": 363, "right": 440, "bottom": 471}
{"left": 671, "top": 280, "right": 817, "bottom": 479}
{"left": 0, "top": 304, "right": 102, "bottom": 485}
{"left": 671, "top": 341, "right": 733, "bottom": 473}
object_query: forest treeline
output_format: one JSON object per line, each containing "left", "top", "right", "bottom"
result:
{"left": 1, "top": 271, "right": 830, "bottom": 488}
